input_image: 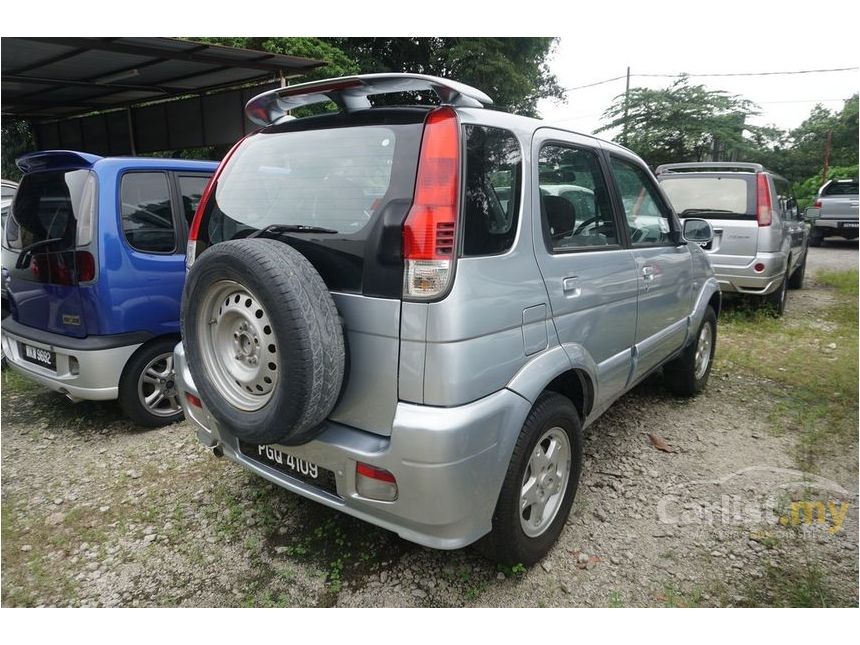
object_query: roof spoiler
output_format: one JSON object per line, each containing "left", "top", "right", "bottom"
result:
{"left": 16, "top": 150, "right": 102, "bottom": 174}
{"left": 655, "top": 162, "right": 766, "bottom": 175}
{"left": 245, "top": 73, "right": 493, "bottom": 126}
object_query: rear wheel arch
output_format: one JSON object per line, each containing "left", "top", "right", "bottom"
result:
{"left": 543, "top": 368, "right": 594, "bottom": 424}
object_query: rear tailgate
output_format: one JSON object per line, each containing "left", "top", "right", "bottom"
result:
{"left": 659, "top": 173, "right": 759, "bottom": 266}
{"left": 193, "top": 110, "right": 426, "bottom": 436}
{"left": 2, "top": 164, "right": 98, "bottom": 338}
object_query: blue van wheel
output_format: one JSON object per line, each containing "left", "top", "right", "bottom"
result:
{"left": 119, "top": 337, "right": 184, "bottom": 427}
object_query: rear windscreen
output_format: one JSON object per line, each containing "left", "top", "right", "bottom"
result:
{"left": 659, "top": 175, "right": 753, "bottom": 219}
{"left": 211, "top": 126, "right": 397, "bottom": 237}
{"left": 198, "top": 112, "right": 426, "bottom": 297}
{"left": 3, "top": 169, "right": 95, "bottom": 251}
{"left": 822, "top": 181, "right": 858, "bottom": 196}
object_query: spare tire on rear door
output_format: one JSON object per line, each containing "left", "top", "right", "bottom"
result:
{"left": 182, "top": 238, "right": 345, "bottom": 445}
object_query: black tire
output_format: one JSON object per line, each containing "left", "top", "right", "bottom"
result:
{"left": 119, "top": 337, "right": 184, "bottom": 428}
{"left": 182, "top": 239, "right": 345, "bottom": 446}
{"left": 763, "top": 267, "right": 789, "bottom": 317}
{"left": 664, "top": 305, "right": 717, "bottom": 396}
{"left": 788, "top": 252, "right": 807, "bottom": 290}
{"left": 480, "top": 392, "right": 583, "bottom": 566}
{"left": 808, "top": 230, "right": 823, "bottom": 247}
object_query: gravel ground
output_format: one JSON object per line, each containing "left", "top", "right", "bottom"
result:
{"left": 806, "top": 238, "right": 858, "bottom": 274}
{"left": 2, "top": 249, "right": 857, "bottom": 608}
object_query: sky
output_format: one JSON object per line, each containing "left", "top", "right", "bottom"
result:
{"left": 538, "top": 4, "right": 859, "bottom": 138}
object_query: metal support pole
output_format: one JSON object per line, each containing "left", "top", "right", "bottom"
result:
{"left": 622, "top": 66, "right": 631, "bottom": 146}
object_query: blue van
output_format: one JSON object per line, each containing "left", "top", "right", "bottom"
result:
{"left": 1, "top": 151, "right": 216, "bottom": 426}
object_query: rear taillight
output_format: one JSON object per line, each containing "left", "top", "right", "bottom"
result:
{"left": 814, "top": 199, "right": 822, "bottom": 208}
{"left": 402, "top": 107, "right": 460, "bottom": 300}
{"left": 186, "top": 135, "right": 250, "bottom": 270}
{"left": 756, "top": 172, "right": 772, "bottom": 227}
{"left": 76, "top": 251, "right": 95, "bottom": 282}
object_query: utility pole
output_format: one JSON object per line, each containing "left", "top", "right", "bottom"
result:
{"left": 622, "top": 66, "right": 631, "bottom": 146}
{"left": 822, "top": 128, "right": 832, "bottom": 186}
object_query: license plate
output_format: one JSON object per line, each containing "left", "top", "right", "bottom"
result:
{"left": 840, "top": 222, "right": 858, "bottom": 229}
{"left": 21, "top": 343, "right": 56, "bottom": 370}
{"left": 238, "top": 441, "right": 338, "bottom": 496}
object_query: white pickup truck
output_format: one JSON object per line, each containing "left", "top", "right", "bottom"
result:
{"left": 808, "top": 178, "right": 859, "bottom": 246}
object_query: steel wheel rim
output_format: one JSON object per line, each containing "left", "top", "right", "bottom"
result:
{"left": 520, "top": 427, "right": 571, "bottom": 538}
{"left": 694, "top": 322, "right": 713, "bottom": 380}
{"left": 137, "top": 352, "right": 181, "bottom": 417}
{"left": 197, "top": 279, "right": 279, "bottom": 412}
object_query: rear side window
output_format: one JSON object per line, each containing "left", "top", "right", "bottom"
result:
{"left": 178, "top": 175, "right": 211, "bottom": 227}
{"left": 461, "top": 125, "right": 522, "bottom": 256}
{"left": 660, "top": 176, "right": 751, "bottom": 217}
{"left": 120, "top": 172, "right": 176, "bottom": 253}
{"left": 4, "top": 169, "right": 95, "bottom": 252}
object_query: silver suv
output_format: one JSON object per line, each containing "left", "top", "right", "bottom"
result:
{"left": 176, "top": 74, "right": 721, "bottom": 564}
{"left": 656, "top": 162, "right": 809, "bottom": 316}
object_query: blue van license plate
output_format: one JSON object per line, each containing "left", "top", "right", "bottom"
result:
{"left": 21, "top": 343, "right": 56, "bottom": 370}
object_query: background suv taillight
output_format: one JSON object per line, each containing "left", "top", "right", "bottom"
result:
{"left": 756, "top": 172, "right": 773, "bottom": 227}
{"left": 402, "top": 107, "right": 460, "bottom": 300}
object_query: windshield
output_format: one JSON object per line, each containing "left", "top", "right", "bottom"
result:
{"left": 3, "top": 169, "right": 96, "bottom": 251}
{"left": 211, "top": 126, "right": 396, "bottom": 236}
{"left": 660, "top": 176, "right": 752, "bottom": 218}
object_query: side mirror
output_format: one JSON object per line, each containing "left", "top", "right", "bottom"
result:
{"left": 805, "top": 207, "right": 821, "bottom": 221}
{"left": 682, "top": 218, "right": 714, "bottom": 244}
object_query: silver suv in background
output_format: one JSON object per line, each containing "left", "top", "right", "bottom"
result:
{"left": 657, "top": 162, "right": 808, "bottom": 316}
{"left": 176, "top": 74, "right": 721, "bottom": 565}
{"left": 807, "top": 178, "right": 859, "bottom": 246}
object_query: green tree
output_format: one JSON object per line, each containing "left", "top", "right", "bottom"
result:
{"left": 193, "top": 37, "right": 360, "bottom": 81}
{"left": 328, "top": 37, "right": 563, "bottom": 116}
{"left": 762, "top": 95, "right": 859, "bottom": 183}
{"left": 596, "top": 76, "right": 764, "bottom": 167}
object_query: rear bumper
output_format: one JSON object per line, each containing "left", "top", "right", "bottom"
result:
{"left": 174, "top": 342, "right": 530, "bottom": 550}
{"left": 0, "top": 319, "right": 143, "bottom": 401}
{"left": 709, "top": 251, "right": 786, "bottom": 295}
{"left": 813, "top": 219, "right": 859, "bottom": 237}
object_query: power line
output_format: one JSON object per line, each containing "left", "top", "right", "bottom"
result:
{"left": 563, "top": 66, "right": 859, "bottom": 92}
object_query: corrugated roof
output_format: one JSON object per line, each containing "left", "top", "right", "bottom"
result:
{"left": 2, "top": 37, "right": 326, "bottom": 120}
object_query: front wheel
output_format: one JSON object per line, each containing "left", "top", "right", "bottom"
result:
{"left": 481, "top": 392, "right": 583, "bottom": 566}
{"left": 664, "top": 305, "right": 717, "bottom": 396}
{"left": 119, "top": 337, "right": 184, "bottom": 427}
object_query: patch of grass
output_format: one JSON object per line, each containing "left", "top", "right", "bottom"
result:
{"left": 656, "top": 583, "right": 704, "bottom": 608}
{"left": 740, "top": 557, "right": 844, "bottom": 607}
{"left": 607, "top": 591, "right": 625, "bottom": 608}
{"left": 717, "top": 269, "right": 858, "bottom": 469}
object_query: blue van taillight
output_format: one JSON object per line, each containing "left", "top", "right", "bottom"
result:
{"left": 76, "top": 251, "right": 95, "bottom": 282}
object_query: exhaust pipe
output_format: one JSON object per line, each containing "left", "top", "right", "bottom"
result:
{"left": 212, "top": 444, "right": 224, "bottom": 459}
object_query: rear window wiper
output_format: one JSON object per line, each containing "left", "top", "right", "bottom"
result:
{"left": 248, "top": 224, "right": 338, "bottom": 238}
{"left": 15, "top": 237, "right": 64, "bottom": 269}
{"left": 679, "top": 208, "right": 736, "bottom": 216}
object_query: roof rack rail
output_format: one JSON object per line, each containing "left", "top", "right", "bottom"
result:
{"left": 245, "top": 73, "right": 493, "bottom": 126}
{"left": 655, "top": 162, "right": 766, "bottom": 175}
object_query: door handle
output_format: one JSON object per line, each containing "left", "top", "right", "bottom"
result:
{"left": 642, "top": 266, "right": 655, "bottom": 280}
{"left": 562, "top": 276, "right": 581, "bottom": 297}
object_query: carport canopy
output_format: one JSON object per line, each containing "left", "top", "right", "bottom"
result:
{"left": 2, "top": 37, "right": 327, "bottom": 155}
